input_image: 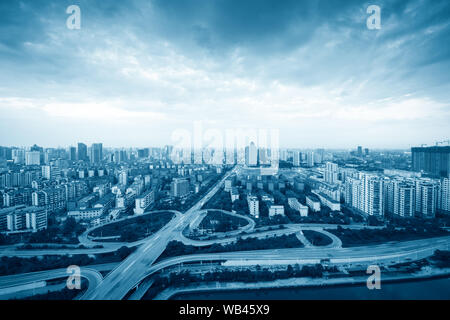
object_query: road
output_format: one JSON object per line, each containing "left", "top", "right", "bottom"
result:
{"left": 143, "top": 235, "right": 450, "bottom": 277}
{"left": 0, "top": 211, "right": 182, "bottom": 257}
{"left": 0, "top": 264, "right": 109, "bottom": 299}
{"left": 82, "top": 166, "right": 238, "bottom": 300}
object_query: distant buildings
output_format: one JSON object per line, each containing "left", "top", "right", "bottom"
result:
{"left": 412, "top": 146, "right": 450, "bottom": 178}
{"left": 324, "top": 162, "right": 339, "bottom": 184}
{"left": 357, "top": 146, "right": 363, "bottom": 157}
{"left": 25, "top": 151, "right": 40, "bottom": 166}
{"left": 41, "top": 165, "right": 61, "bottom": 180}
{"left": 118, "top": 170, "right": 128, "bottom": 186}
{"left": 245, "top": 142, "right": 258, "bottom": 167}
{"left": 90, "top": 143, "right": 103, "bottom": 164}
{"left": 306, "top": 151, "right": 314, "bottom": 167}
{"left": 293, "top": 151, "right": 301, "bottom": 167}
{"left": 77, "top": 143, "right": 88, "bottom": 161}
{"left": 69, "top": 146, "right": 77, "bottom": 161}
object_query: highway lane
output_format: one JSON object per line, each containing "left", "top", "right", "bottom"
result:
{"left": 82, "top": 166, "right": 238, "bottom": 300}
{"left": 0, "top": 211, "right": 182, "bottom": 257}
{"left": 177, "top": 223, "right": 342, "bottom": 248}
{"left": 140, "top": 236, "right": 450, "bottom": 281}
{"left": 0, "top": 265, "right": 105, "bottom": 299}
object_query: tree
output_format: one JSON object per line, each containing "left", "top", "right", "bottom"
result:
{"left": 62, "top": 217, "right": 77, "bottom": 235}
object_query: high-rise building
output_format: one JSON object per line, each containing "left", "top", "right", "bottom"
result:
{"left": 412, "top": 146, "right": 450, "bottom": 178}
{"left": 25, "top": 151, "right": 40, "bottom": 166}
{"left": 137, "top": 148, "right": 149, "bottom": 159}
{"left": 393, "top": 183, "right": 415, "bottom": 217}
{"left": 306, "top": 151, "right": 314, "bottom": 167}
{"left": 324, "top": 162, "right": 339, "bottom": 184}
{"left": 367, "top": 177, "right": 384, "bottom": 217}
{"left": 12, "top": 149, "right": 25, "bottom": 164}
{"left": 41, "top": 165, "right": 61, "bottom": 180}
{"left": 69, "top": 147, "right": 77, "bottom": 161}
{"left": 293, "top": 151, "right": 301, "bottom": 167}
{"left": 90, "top": 143, "right": 103, "bottom": 164}
{"left": 345, "top": 173, "right": 384, "bottom": 217}
{"left": 134, "top": 189, "right": 155, "bottom": 215}
{"left": 439, "top": 178, "right": 450, "bottom": 213}
{"left": 77, "top": 143, "right": 88, "bottom": 161}
{"left": 247, "top": 195, "right": 259, "bottom": 218}
{"left": 170, "top": 178, "right": 190, "bottom": 197}
{"left": 357, "top": 146, "right": 363, "bottom": 157}
{"left": 118, "top": 171, "right": 128, "bottom": 186}
{"left": 245, "top": 142, "right": 258, "bottom": 167}
{"left": 415, "top": 180, "right": 439, "bottom": 218}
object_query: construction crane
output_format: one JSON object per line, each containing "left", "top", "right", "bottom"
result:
{"left": 436, "top": 140, "right": 450, "bottom": 146}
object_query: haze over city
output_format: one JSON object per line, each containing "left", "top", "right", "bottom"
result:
{"left": 1, "top": 0, "right": 450, "bottom": 148}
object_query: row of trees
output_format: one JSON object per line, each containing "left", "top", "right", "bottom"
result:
{"left": 328, "top": 225, "right": 449, "bottom": 247}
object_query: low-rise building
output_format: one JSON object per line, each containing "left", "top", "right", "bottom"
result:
{"left": 134, "top": 189, "right": 155, "bottom": 215}
{"left": 314, "top": 191, "right": 341, "bottom": 211}
{"left": 269, "top": 205, "right": 285, "bottom": 217}
{"left": 287, "top": 198, "right": 308, "bottom": 217}
{"left": 306, "top": 194, "right": 321, "bottom": 212}
{"left": 67, "top": 207, "right": 104, "bottom": 222}
{"left": 0, "top": 205, "right": 47, "bottom": 234}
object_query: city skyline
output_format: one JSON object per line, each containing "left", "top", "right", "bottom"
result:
{"left": 0, "top": 0, "right": 449, "bottom": 304}
{"left": 1, "top": 0, "right": 450, "bottom": 148}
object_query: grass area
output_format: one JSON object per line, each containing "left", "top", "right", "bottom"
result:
{"left": 202, "top": 189, "right": 232, "bottom": 211}
{"left": 0, "top": 246, "right": 135, "bottom": 276}
{"left": 302, "top": 230, "right": 333, "bottom": 246}
{"left": 327, "top": 225, "right": 449, "bottom": 248}
{"left": 197, "top": 210, "right": 249, "bottom": 233}
{"left": 88, "top": 211, "right": 174, "bottom": 242}
{"left": 158, "top": 234, "right": 304, "bottom": 261}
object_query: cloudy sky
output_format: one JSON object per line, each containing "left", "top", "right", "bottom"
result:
{"left": 0, "top": 0, "right": 449, "bottom": 149}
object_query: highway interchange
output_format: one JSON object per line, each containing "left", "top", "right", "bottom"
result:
{"left": 0, "top": 165, "right": 449, "bottom": 300}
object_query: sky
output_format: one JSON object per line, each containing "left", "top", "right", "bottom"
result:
{"left": 0, "top": 0, "right": 449, "bottom": 149}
